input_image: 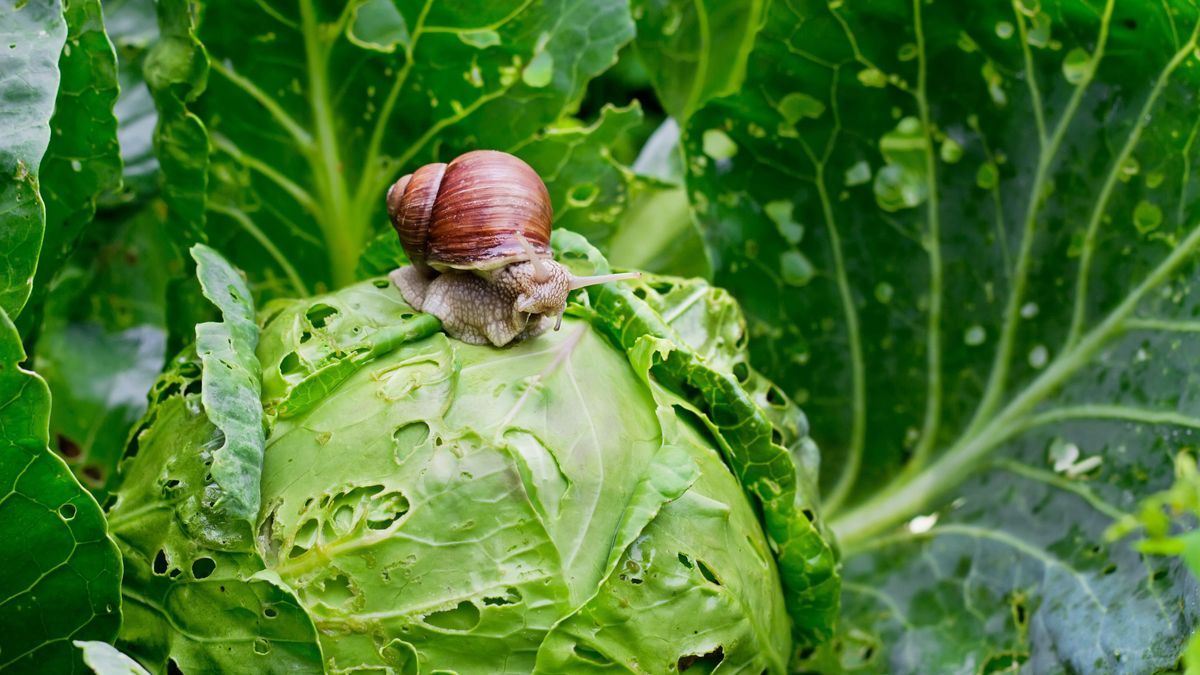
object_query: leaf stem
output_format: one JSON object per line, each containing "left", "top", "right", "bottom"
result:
{"left": 899, "top": 0, "right": 943, "bottom": 475}
{"left": 299, "top": 0, "right": 358, "bottom": 288}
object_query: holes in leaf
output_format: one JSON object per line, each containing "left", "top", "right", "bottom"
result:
{"left": 1102, "top": 563, "right": 1118, "bottom": 576}
{"left": 633, "top": 286, "right": 649, "bottom": 300}
{"left": 192, "top": 557, "right": 216, "bottom": 579}
{"left": 263, "top": 606, "right": 278, "bottom": 619}
{"left": 393, "top": 421, "right": 430, "bottom": 456}
{"left": 678, "top": 646, "right": 724, "bottom": 673}
{"left": 677, "top": 553, "right": 694, "bottom": 569}
{"left": 423, "top": 600, "right": 480, "bottom": 631}
{"left": 796, "top": 646, "right": 816, "bottom": 660}
{"left": 766, "top": 385, "right": 786, "bottom": 407}
{"left": 280, "top": 351, "right": 304, "bottom": 377}
{"left": 770, "top": 428, "right": 784, "bottom": 446}
{"left": 58, "top": 503, "right": 76, "bottom": 520}
{"left": 981, "top": 652, "right": 1028, "bottom": 672}
{"left": 801, "top": 508, "right": 815, "bottom": 523}
{"left": 696, "top": 560, "right": 722, "bottom": 586}
{"left": 306, "top": 303, "right": 338, "bottom": 328}
{"left": 731, "top": 362, "right": 750, "bottom": 383}
{"left": 299, "top": 330, "right": 313, "bottom": 344}
{"left": 367, "top": 492, "right": 410, "bottom": 530}
{"left": 313, "top": 573, "right": 356, "bottom": 606}
{"left": 56, "top": 434, "right": 82, "bottom": 460}
{"left": 1011, "top": 593, "right": 1028, "bottom": 628}
{"left": 167, "top": 659, "right": 183, "bottom": 675}
{"left": 572, "top": 644, "right": 611, "bottom": 666}
{"left": 253, "top": 638, "right": 271, "bottom": 655}
{"left": 400, "top": 312, "right": 415, "bottom": 319}
{"left": 153, "top": 550, "right": 169, "bottom": 575}
{"left": 1152, "top": 568, "right": 1168, "bottom": 582}
{"left": 82, "top": 464, "right": 104, "bottom": 486}
{"left": 373, "top": 279, "right": 391, "bottom": 289}
{"left": 481, "top": 587, "right": 521, "bottom": 606}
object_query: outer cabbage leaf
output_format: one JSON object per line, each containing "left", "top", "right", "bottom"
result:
{"left": 108, "top": 373, "right": 323, "bottom": 673}
{"left": 554, "top": 231, "right": 838, "bottom": 645}
{"left": 178, "top": 0, "right": 632, "bottom": 295}
{"left": 24, "top": 0, "right": 122, "bottom": 328}
{"left": 0, "top": 308, "right": 122, "bottom": 672}
{"left": 0, "top": 0, "right": 67, "bottom": 317}
{"left": 191, "top": 244, "right": 264, "bottom": 528}
{"left": 673, "top": 0, "right": 1200, "bottom": 670}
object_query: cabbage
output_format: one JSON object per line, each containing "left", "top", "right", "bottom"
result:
{"left": 106, "top": 241, "right": 835, "bottom": 673}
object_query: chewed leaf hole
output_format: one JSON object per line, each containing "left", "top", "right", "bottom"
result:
{"left": 313, "top": 573, "right": 356, "bottom": 606}
{"left": 696, "top": 560, "right": 722, "bottom": 586}
{"left": 263, "top": 606, "right": 278, "bottom": 619}
{"left": 367, "top": 492, "right": 410, "bottom": 530}
{"left": 732, "top": 361, "right": 750, "bottom": 383}
{"left": 482, "top": 587, "right": 522, "bottom": 606}
{"left": 192, "top": 557, "right": 216, "bottom": 579}
{"left": 573, "top": 644, "right": 612, "bottom": 666}
{"left": 677, "top": 553, "right": 694, "bottom": 569}
{"left": 423, "top": 600, "right": 480, "bottom": 631}
{"left": 373, "top": 279, "right": 390, "bottom": 289}
{"left": 253, "top": 637, "right": 271, "bottom": 655}
{"left": 306, "top": 303, "right": 338, "bottom": 328}
{"left": 153, "top": 550, "right": 169, "bottom": 575}
{"left": 58, "top": 503, "right": 76, "bottom": 520}
{"left": 280, "top": 351, "right": 304, "bottom": 377}
{"left": 678, "top": 646, "right": 724, "bottom": 673}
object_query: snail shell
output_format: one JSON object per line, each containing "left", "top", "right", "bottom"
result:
{"left": 386, "top": 150, "right": 553, "bottom": 275}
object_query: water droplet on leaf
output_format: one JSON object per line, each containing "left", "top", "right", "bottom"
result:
{"left": 1028, "top": 344, "right": 1049, "bottom": 369}
{"left": 845, "top": 160, "right": 872, "bottom": 186}
{"left": 522, "top": 50, "right": 554, "bottom": 88}
{"left": 702, "top": 129, "right": 737, "bottom": 160}
{"left": 1062, "top": 48, "right": 1091, "bottom": 84}
{"left": 1133, "top": 200, "right": 1163, "bottom": 233}
{"left": 875, "top": 282, "right": 894, "bottom": 304}
{"left": 780, "top": 250, "right": 815, "bottom": 286}
{"left": 857, "top": 68, "right": 888, "bottom": 88}
{"left": 765, "top": 200, "right": 804, "bottom": 244}
{"left": 779, "top": 92, "right": 825, "bottom": 123}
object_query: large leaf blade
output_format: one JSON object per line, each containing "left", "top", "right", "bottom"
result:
{"left": 187, "top": 0, "right": 633, "bottom": 294}
{"left": 0, "top": 0, "right": 67, "bottom": 317}
{"left": 0, "top": 307, "right": 122, "bottom": 672}
{"left": 674, "top": 0, "right": 1200, "bottom": 669}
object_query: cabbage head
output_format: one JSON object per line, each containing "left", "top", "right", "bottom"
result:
{"left": 106, "top": 239, "right": 836, "bottom": 673}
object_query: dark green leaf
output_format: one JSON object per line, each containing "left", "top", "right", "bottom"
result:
{"left": 104, "top": 0, "right": 161, "bottom": 202}
{"left": 36, "top": 205, "right": 172, "bottom": 497}
{"left": 0, "top": 0, "right": 67, "bottom": 317}
{"left": 631, "top": 0, "right": 765, "bottom": 121}
{"left": 191, "top": 243, "right": 263, "bottom": 527}
{"left": 144, "top": 0, "right": 208, "bottom": 244}
{"left": 0, "top": 308, "right": 122, "bottom": 672}
{"left": 187, "top": 0, "right": 632, "bottom": 294}
{"left": 25, "top": 0, "right": 123, "bottom": 326}
{"left": 676, "top": 0, "right": 1200, "bottom": 669}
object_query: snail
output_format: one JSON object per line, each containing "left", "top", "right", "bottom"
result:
{"left": 386, "top": 150, "right": 638, "bottom": 347}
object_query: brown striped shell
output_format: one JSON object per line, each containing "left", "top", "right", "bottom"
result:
{"left": 386, "top": 150, "right": 553, "bottom": 275}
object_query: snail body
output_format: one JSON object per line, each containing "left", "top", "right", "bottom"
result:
{"left": 387, "top": 150, "right": 635, "bottom": 347}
